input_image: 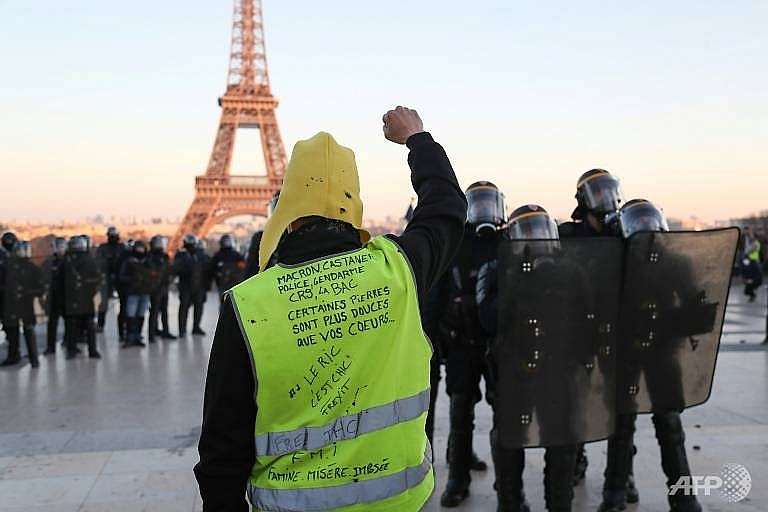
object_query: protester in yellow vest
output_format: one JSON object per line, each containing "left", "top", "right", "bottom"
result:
{"left": 194, "top": 106, "right": 467, "bottom": 512}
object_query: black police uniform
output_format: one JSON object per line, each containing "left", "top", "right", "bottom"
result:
{"left": 173, "top": 245, "right": 208, "bottom": 335}
{"left": 1, "top": 254, "right": 42, "bottom": 367}
{"left": 96, "top": 239, "right": 127, "bottom": 338}
{"left": 438, "top": 224, "right": 498, "bottom": 505}
{"left": 148, "top": 247, "right": 174, "bottom": 340}
{"left": 210, "top": 246, "right": 246, "bottom": 302}
{"left": 44, "top": 252, "right": 67, "bottom": 354}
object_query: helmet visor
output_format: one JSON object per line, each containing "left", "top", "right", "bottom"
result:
{"left": 506, "top": 211, "right": 559, "bottom": 240}
{"left": 466, "top": 186, "right": 506, "bottom": 228}
{"left": 619, "top": 202, "right": 669, "bottom": 238}
{"left": 579, "top": 173, "right": 624, "bottom": 214}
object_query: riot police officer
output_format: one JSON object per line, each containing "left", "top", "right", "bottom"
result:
{"left": 479, "top": 205, "right": 598, "bottom": 512}
{"left": 438, "top": 181, "right": 506, "bottom": 507}
{"left": 148, "top": 235, "right": 175, "bottom": 342}
{"left": 1, "top": 241, "right": 42, "bottom": 367}
{"left": 173, "top": 234, "right": 208, "bottom": 336}
{"left": 44, "top": 237, "right": 68, "bottom": 355}
{"left": 210, "top": 234, "right": 245, "bottom": 301}
{"left": 558, "top": 169, "right": 633, "bottom": 490}
{"left": 598, "top": 200, "right": 702, "bottom": 512}
{"left": 0, "top": 231, "right": 18, "bottom": 347}
{"left": 64, "top": 236, "right": 102, "bottom": 360}
{"left": 96, "top": 226, "right": 127, "bottom": 339}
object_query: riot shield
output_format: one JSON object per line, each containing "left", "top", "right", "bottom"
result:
{"left": 617, "top": 228, "right": 739, "bottom": 414}
{"left": 65, "top": 253, "right": 103, "bottom": 316}
{"left": 493, "top": 237, "right": 623, "bottom": 448}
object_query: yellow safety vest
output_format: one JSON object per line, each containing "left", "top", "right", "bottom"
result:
{"left": 748, "top": 240, "right": 761, "bottom": 262}
{"left": 229, "top": 236, "right": 434, "bottom": 512}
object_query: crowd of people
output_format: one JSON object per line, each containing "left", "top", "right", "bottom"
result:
{"left": 0, "top": 226, "right": 264, "bottom": 365}
{"left": 1, "top": 106, "right": 740, "bottom": 512}
{"left": 190, "top": 106, "right": 735, "bottom": 512}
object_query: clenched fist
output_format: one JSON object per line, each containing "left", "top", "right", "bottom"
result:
{"left": 382, "top": 106, "right": 424, "bottom": 144}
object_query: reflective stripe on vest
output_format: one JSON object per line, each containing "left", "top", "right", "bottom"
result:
{"left": 248, "top": 448, "right": 432, "bottom": 512}
{"left": 255, "top": 389, "right": 430, "bottom": 457}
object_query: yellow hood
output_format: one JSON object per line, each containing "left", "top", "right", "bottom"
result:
{"left": 259, "top": 132, "right": 370, "bottom": 269}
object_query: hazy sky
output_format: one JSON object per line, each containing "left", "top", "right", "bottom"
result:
{"left": 1, "top": 0, "right": 766, "bottom": 225}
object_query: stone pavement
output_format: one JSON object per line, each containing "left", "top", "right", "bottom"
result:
{"left": 0, "top": 283, "right": 766, "bottom": 511}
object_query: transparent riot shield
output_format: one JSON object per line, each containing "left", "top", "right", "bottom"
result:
{"left": 493, "top": 237, "right": 623, "bottom": 448}
{"left": 617, "top": 228, "right": 739, "bottom": 414}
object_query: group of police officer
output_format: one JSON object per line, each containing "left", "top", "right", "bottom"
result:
{"left": 429, "top": 169, "right": 737, "bottom": 512}
{"left": 0, "top": 226, "right": 255, "bottom": 365}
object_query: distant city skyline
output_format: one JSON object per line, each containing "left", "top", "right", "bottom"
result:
{"left": 1, "top": 1, "right": 766, "bottom": 226}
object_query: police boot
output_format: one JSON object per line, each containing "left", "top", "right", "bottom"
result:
{"left": 626, "top": 446, "right": 639, "bottom": 504}
{"left": 85, "top": 322, "right": 101, "bottom": 359}
{"left": 491, "top": 430, "right": 529, "bottom": 512}
{"left": 471, "top": 451, "right": 488, "bottom": 471}
{"left": 440, "top": 394, "right": 474, "bottom": 507}
{"left": 64, "top": 320, "right": 79, "bottom": 359}
{"left": 178, "top": 309, "right": 188, "bottom": 337}
{"left": 148, "top": 316, "right": 157, "bottom": 343}
{"left": 1, "top": 327, "right": 21, "bottom": 366}
{"left": 192, "top": 303, "right": 205, "bottom": 335}
{"left": 544, "top": 445, "right": 577, "bottom": 512}
{"left": 597, "top": 414, "right": 637, "bottom": 512}
{"left": 652, "top": 412, "right": 701, "bottom": 512}
{"left": 45, "top": 318, "right": 57, "bottom": 355}
{"left": 23, "top": 327, "right": 39, "bottom": 368}
{"left": 573, "top": 443, "right": 588, "bottom": 485}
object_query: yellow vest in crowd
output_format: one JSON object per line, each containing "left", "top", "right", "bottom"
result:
{"left": 229, "top": 236, "right": 434, "bottom": 512}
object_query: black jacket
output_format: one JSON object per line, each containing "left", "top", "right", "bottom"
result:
{"left": 193, "top": 132, "right": 466, "bottom": 511}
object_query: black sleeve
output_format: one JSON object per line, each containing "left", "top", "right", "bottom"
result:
{"left": 194, "top": 297, "right": 256, "bottom": 512}
{"left": 388, "top": 132, "right": 467, "bottom": 301}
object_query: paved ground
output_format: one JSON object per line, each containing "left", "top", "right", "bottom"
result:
{"left": 0, "top": 282, "right": 766, "bottom": 511}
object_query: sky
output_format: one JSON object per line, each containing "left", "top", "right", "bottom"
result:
{"left": 1, "top": 0, "right": 766, "bottom": 225}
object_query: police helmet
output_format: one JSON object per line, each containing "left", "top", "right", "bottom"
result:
{"left": 69, "top": 236, "right": 88, "bottom": 253}
{"left": 52, "top": 236, "right": 67, "bottom": 256}
{"left": 617, "top": 199, "right": 669, "bottom": 238}
{"left": 13, "top": 240, "right": 31, "bottom": 259}
{"left": 150, "top": 234, "right": 167, "bottom": 252}
{"left": 133, "top": 239, "right": 147, "bottom": 255}
{"left": 1, "top": 231, "right": 18, "bottom": 252}
{"left": 182, "top": 233, "right": 198, "bottom": 250}
{"left": 506, "top": 204, "right": 559, "bottom": 239}
{"left": 79, "top": 234, "right": 92, "bottom": 251}
{"left": 572, "top": 169, "right": 624, "bottom": 221}
{"left": 106, "top": 226, "right": 120, "bottom": 242}
{"left": 220, "top": 234, "right": 235, "bottom": 250}
{"left": 466, "top": 181, "right": 506, "bottom": 235}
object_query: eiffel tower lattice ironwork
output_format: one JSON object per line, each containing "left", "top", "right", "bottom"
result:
{"left": 170, "top": 0, "right": 286, "bottom": 252}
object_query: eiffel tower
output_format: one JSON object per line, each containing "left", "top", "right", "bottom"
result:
{"left": 170, "top": 0, "right": 286, "bottom": 252}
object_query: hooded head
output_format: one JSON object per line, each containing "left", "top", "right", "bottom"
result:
{"left": 259, "top": 132, "right": 369, "bottom": 269}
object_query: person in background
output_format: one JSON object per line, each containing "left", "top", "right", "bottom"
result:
{"left": 44, "top": 237, "right": 68, "bottom": 355}
{"left": 148, "top": 235, "right": 176, "bottom": 342}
